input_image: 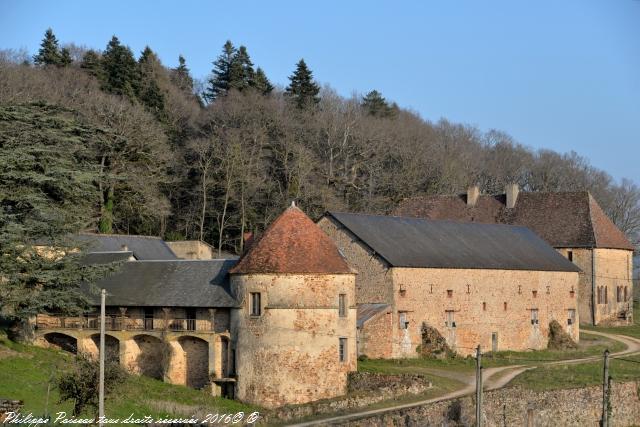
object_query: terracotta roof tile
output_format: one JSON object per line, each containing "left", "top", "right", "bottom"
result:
{"left": 229, "top": 205, "right": 353, "bottom": 275}
{"left": 394, "top": 191, "right": 634, "bottom": 251}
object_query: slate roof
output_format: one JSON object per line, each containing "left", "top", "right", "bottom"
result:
{"left": 394, "top": 191, "right": 634, "bottom": 251}
{"left": 325, "top": 212, "right": 581, "bottom": 272}
{"left": 81, "top": 251, "right": 133, "bottom": 265}
{"left": 230, "top": 205, "right": 353, "bottom": 275}
{"left": 83, "top": 259, "right": 238, "bottom": 307}
{"left": 76, "top": 233, "right": 178, "bottom": 260}
{"left": 357, "top": 303, "right": 390, "bottom": 328}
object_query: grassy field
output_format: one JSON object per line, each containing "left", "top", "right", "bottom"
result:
{"left": 582, "top": 304, "right": 640, "bottom": 339}
{"left": 509, "top": 354, "right": 640, "bottom": 391}
{"left": 0, "top": 331, "right": 256, "bottom": 420}
{"left": 358, "top": 331, "right": 624, "bottom": 375}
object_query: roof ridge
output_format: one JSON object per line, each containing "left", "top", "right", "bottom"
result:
{"left": 585, "top": 193, "right": 598, "bottom": 248}
{"left": 79, "top": 232, "right": 164, "bottom": 240}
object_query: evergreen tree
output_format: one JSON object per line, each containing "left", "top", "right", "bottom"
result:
{"left": 171, "top": 55, "right": 194, "bottom": 93}
{"left": 137, "top": 46, "right": 166, "bottom": 118}
{"left": 33, "top": 28, "right": 62, "bottom": 66}
{"left": 0, "top": 104, "right": 109, "bottom": 332}
{"left": 362, "top": 90, "right": 393, "bottom": 117}
{"left": 253, "top": 67, "right": 273, "bottom": 95}
{"left": 101, "top": 36, "right": 139, "bottom": 99}
{"left": 228, "top": 45, "right": 255, "bottom": 91}
{"left": 80, "top": 49, "right": 103, "bottom": 78}
{"left": 60, "top": 47, "right": 72, "bottom": 67}
{"left": 285, "top": 59, "right": 320, "bottom": 108}
{"left": 203, "top": 40, "right": 236, "bottom": 103}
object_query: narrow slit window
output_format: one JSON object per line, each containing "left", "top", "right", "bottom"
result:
{"left": 339, "top": 338, "right": 347, "bottom": 362}
{"left": 504, "top": 302, "right": 508, "bottom": 311}
{"left": 339, "top": 293, "right": 347, "bottom": 317}
{"left": 567, "top": 251, "right": 573, "bottom": 262}
{"left": 447, "top": 289, "right": 453, "bottom": 298}
{"left": 250, "top": 292, "right": 261, "bottom": 316}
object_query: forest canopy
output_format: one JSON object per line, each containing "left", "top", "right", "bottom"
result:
{"left": 1, "top": 29, "right": 639, "bottom": 256}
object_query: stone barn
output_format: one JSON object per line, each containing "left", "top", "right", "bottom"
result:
{"left": 230, "top": 204, "right": 357, "bottom": 408}
{"left": 318, "top": 212, "right": 580, "bottom": 358}
{"left": 394, "top": 185, "right": 634, "bottom": 325}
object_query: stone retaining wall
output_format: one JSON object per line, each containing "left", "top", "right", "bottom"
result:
{"left": 336, "top": 382, "right": 640, "bottom": 427}
{"left": 0, "top": 399, "right": 23, "bottom": 423}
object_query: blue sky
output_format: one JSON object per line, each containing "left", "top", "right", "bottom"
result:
{"left": 1, "top": 0, "right": 638, "bottom": 184}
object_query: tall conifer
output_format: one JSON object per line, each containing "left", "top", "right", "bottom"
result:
{"left": 253, "top": 67, "right": 273, "bottom": 95}
{"left": 33, "top": 28, "right": 62, "bottom": 66}
{"left": 204, "top": 40, "right": 236, "bottom": 103}
{"left": 285, "top": 59, "right": 320, "bottom": 108}
{"left": 101, "top": 36, "right": 139, "bottom": 99}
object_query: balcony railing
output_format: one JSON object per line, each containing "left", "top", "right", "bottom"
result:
{"left": 36, "top": 314, "right": 213, "bottom": 332}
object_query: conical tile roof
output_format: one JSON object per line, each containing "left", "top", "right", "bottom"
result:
{"left": 230, "top": 204, "right": 352, "bottom": 274}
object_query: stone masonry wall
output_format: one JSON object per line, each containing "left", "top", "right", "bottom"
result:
{"left": 231, "top": 273, "right": 357, "bottom": 409}
{"left": 389, "top": 268, "right": 579, "bottom": 357}
{"left": 317, "top": 217, "right": 394, "bottom": 305}
{"left": 337, "top": 382, "right": 640, "bottom": 427}
{"left": 357, "top": 308, "right": 393, "bottom": 358}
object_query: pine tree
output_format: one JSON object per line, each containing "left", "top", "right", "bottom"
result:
{"left": 362, "top": 90, "right": 392, "bottom": 117}
{"left": 80, "top": 49, "right": 103, "bottom": 78}
{"left": 285, "top": 59, "right": 320, "bottom": 108}
{"left": 33, "top": 28, "right": 62, "bottom": 66}
{"left": 252, "top": 67, "right": 273, "bottom": 95}
{"left": 137, "top": 46, "right": 166, "bottom": 118}
{"left": 228, "top": 45, "right": 255, "bottom": 91}
{"left": 203, "top": 40, "right": 236, "bottom": 103}
{"left": 171, "top": 55, "right": 194, "bottom": 93}
{"left": 101, "top": 36, "right": 139, "bottom": 99}
{"left": 60, "top": 47, "right": 72, "bottom": 67}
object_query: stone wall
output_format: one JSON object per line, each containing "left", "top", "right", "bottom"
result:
{"left": 357, "top": 309, "right": 393, "bottom": 358}
{"left": 317, "top": 217, "right": 394, "bottom": 305}
{"left": 390, "top": 268, "right": 580, "bottom": 357}
{"left": 231, "top": 273, "right": 357, "bottom": 409}
{"left": 0, "top": 399, "right": 22, "bottom": 423}
{"left": 556, "top": 247, "right": 634, "bottom": 326}
{"left": 336, "top": 382, "right": 640, "bottom": 427}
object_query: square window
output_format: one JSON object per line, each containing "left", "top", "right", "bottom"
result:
{"left": 447, "top": 290, "right": 453, "bottom": 298}
{"left": 250, "top": 292, "right": 261, "bottom": 316}
{"left": 398, "top": 311, "right": 408, "bottom": 329}
{"left": 532, "top": 290, "right": 537, "bottom": 298}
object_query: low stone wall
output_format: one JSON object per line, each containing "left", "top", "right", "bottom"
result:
{"left": 0, "top": 399, "right": 23, "bottom": 423}
{"left": 263, "top": 373, "right": 432, "bottom": 423}
{"left": 336, "top": 382, "right": 640, "bottom": 427}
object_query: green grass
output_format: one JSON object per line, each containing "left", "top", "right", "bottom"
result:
{"left": 583, "top": 304, "right": 640, "bottom": 339}
{"left": 358, "top": 331, "right": 624, "bottom": 375}
{"left": 0, "top": 331, "right": 257, "bottom": 421}
{"left": 509, "top": 354, "right": 640, "bottom": 391}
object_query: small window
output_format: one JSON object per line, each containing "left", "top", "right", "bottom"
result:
{"left": 530, "top": 309, "right": 539, "bottom": 325}
{"left": 568, "top": 309, "right": 576, "bottom": 325}
{"left": 398, "top": 311, "right": 408, "bottom": 329}
{"left": 604, "top": 286, "right": 608, "bottom": 304}
{"left": 504, "top": 302, "right": 508, "bottom": 311}
{"left": 339, "top": 337, "right": 347, "bottom": 362}
{"left": 567, "top": 251, "right": 573, "bottom": 262}
{"left": 624, "top": 286, "right": 628, "bottom": 302}
{"left": 617, "top": 286, "right": 622, "bottom": 303}
{"left": 447, "top": 290, "right": 453, "bottom": 298}
{"left": 445, "top": 310, "right": 455, "bottom": 328}
{"left": 482, "top": 302, "right": 487, "bottom": 311}
{"left": 250, "top": 292, "right": 261, "bottom": 316}
{"left": 339, "top": 293, "right": 347, "bottom": 317}
{"left": 532, "top": 290, "right": 537, "bottom": 298}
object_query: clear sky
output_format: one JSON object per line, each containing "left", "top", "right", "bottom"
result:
{"left": 1, "top": 0, "right": 638, "bottom": 184}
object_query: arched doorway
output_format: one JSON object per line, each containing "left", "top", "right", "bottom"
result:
{"left": 89, "top": 334, "right": 120, "bottom": 364}
{"left": 131, "top": 334, "right": 165, "bottom": 380}
{"left": 43, "top": 332, "right": 77, "bottom": 353}
{"left": 177, "top": 336, "right": 209, "bottom": 389}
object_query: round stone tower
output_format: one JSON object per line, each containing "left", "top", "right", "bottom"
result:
{"left": 229, "top": 203, "right": 356, "bottom": 409}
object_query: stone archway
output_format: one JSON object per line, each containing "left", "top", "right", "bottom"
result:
{"left": 127, "top": 334, "right": 166, "bottom": 380}
{"left": 42, "top": 332, "right": 77, "bottom": 354}
{"left": 177, "top": 336, "right": 210, "bottom": 389}
{"left": 88, "top": 334, "right": 120, "bottom": 363}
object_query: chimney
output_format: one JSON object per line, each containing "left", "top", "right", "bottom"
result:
{"left": 505, "top": 183, "right": 519, "bottom": 209}
{"left": 467, "top": 185, "right": 480, "bottom": 207}
{"left": 120, "top": 244, "right": 128, "bottom": 252}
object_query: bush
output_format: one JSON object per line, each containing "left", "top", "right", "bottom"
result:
{"left": 56, "top": 353, "right": 126, "bottom": 416}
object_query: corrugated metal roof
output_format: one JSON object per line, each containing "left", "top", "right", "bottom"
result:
{"left": 326, "top": 212, "right": 581, "bottom": 272}
{"left": 76, "top": 234, "right": 177, "bottom": 260}
{"left": 83, "top": 259, "right": 238, "bottom": 307}
{"left": 357, "top": 303, "right": 390, "bottom": 328}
